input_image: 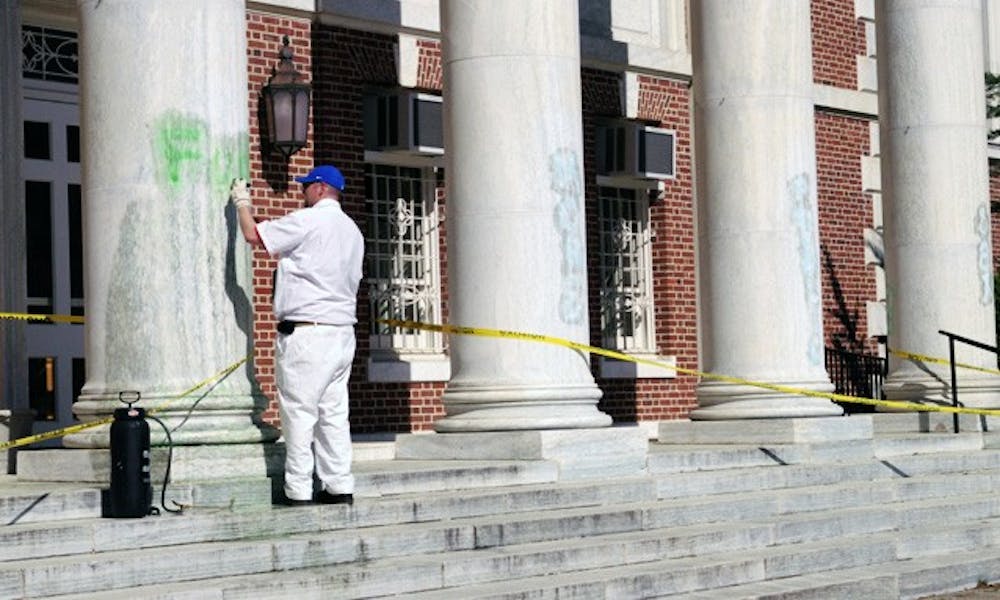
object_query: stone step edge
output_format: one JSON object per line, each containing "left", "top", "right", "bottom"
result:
{"left": 0, "top": 459, "right": 562, "bottom": 526}
{"left": 652, "top": 461, "right": 1000, "bottom": 501}
{"left": 647, "top": 433, "right": 997, "bottom": 473}
{"left": 5, "top": 447, "right": 996, "bottom": 518}
{"left": 667, "top": 549, "right": 1000, "bottom": 599}
{"left": 651, "top": 451, "right": 1000, "bottom": 481}
{"left": 0, "top": 477, "right": 658, "bottom": 561}
{"left": 5, "top": 466, "right": 999, "bottom": 564}
{"left": 9, "top": 493, "right": 1000, "bottom": 597}
{"left": 375, "top": 534, "right": 1000, "bottom": 599}
{"left": 33, "top": 529, "right": 915, "bottom": 600}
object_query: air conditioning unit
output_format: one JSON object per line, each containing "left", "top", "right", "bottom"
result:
{"left": 363, "top": 91, "right": 443, "bottom": 155}
{"left": 596, "top": 122, "right": 675, "bottom": 180}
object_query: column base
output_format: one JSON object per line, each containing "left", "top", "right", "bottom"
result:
{"left": 396, "top": 427, "right": 647, "bottom": 480}
{"left": 692, "top": 380, "right": 843, "bottom": 420}
{"left": 14, "top": 444, "right": 281, "bottom": 511}
{"left": 883, "top": 369, "right": 1000, "bottom": 406}
{"left": 66, "top": 392, "right": 279, "bottom": 447}
{"left": 871, "top": 411, "right": 990, "bottom": 433}
{"left": 436, "top": 382, "right": 611, "bottom": 432}
{"left": 1, "top": 409, "right": 34, "bottom": 474}
{"left": 15, "top": 444, "right": 283, "bottom": 483}
{"left": 882, "top": 369, "right": 1000, "bottom": 430}
{"left": 658, "top": 415, "right": 872, "bottom": 444}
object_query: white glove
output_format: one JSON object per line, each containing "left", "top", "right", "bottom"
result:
{"left": 230, "top": 178, "right": 251, "bottom": 209}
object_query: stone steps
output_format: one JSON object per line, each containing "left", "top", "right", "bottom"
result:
{"left": 0, "top": 481, "right": 103, "bottom": 526}
{"left": 5, "top": 433, "right": 982, "bottom": 527}
{"left": 647, "top": 439, "right": 880, "bottom": 472}
{"left": 118, "top": 532, "right": 898, "bottom": 599}
{"left": 10, "top": 466, "right": 1000, "bottom": 599}
{"left": 0, "top": 474, "right": 657, "bottom": 563}
{"left": 32, "top": 511, "right": 948, "bottom": 599}
{"left": 9, "top": 432, "right": 1000, "bottom": 598}
{"left": 874, "top": 431, "right": 987, "bottom": 457}
{"left": 0, "top": 457, "right": 559, "bottom": 526}
{"left": 670, "top": 547, "right": 1000, "bottom": 600}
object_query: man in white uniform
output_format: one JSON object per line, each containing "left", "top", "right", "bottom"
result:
{"left": 230, "top": 165, "right": 364, "bottom": 505}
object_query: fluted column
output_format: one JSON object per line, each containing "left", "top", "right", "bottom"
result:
{"left": 68, "top": 0, "right": 274, "bottom": 446}
{"left": 436, "top": 0, "right": 610, "bottom": 431}
{"left": 878, "top": 0, "right": 1000, "bottom": 408}
{"left": 1, "top": 1, "right": 32, "bottom": 460}
{"left": 691, "top": 0, "right": 840, "bottom": 419}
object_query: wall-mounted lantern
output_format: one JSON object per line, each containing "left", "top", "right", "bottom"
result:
{"left": 262, "top": 36, "right": 311, "bottom": 158}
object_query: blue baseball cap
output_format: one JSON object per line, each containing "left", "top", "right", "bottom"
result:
{"left": 295, "top": 165, "right": 345, "bottom": 191}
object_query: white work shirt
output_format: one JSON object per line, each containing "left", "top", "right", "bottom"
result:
{"left": 257, "top": 198, "right": 364, "bottom": 325}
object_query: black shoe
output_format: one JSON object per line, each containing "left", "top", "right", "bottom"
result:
{"left": 281, "top": 496, "right": 314, "bottom": 507}
{"left": 316, "top": 490, "right": 354, "bottom": 505}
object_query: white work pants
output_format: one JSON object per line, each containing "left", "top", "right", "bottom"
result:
{"left": 276, "top": 325, "right": 356, "bottom": 501}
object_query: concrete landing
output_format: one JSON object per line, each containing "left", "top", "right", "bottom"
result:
{"left": 395, "top": 426, "right": 649, "bottom": 479}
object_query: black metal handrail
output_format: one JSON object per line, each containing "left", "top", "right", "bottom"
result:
{"left": 825, "top": 347, "right": 887, "bottom": 413}
{"left": 938, "top": 330, "right": 1000, "bottom": 433}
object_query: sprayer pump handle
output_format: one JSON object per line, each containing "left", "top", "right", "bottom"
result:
{"left": 118, "top": 390, "right": 141, "bottom": 408}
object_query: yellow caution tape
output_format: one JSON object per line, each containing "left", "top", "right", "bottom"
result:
{"left": 0, "top": 356, "right": 248, "bottom": 451}
{"left": 0, "top": 311, "right": 249, "bottom": 450}
{"left": 0, "top": 311, "right": 85, "bottom": 324}
{"left": 379, "top": 319, "right": 1000, "bottom": 418}
{"left": 4, "top": 311, "right": 1000, "bottom": 437}
{"left": 890, "top": 349, "right": 1000, "bottom": 377}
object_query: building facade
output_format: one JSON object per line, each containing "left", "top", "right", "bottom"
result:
{"left": 3, "top": 0, "right": 1000, "bottom": 453}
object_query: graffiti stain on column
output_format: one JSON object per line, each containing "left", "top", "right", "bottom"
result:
{"left": 123, "top": 112, "right": 252, "bottom": 381}
{"left": 154, "top": 112, "right": 249, "bottom": 195}
{"left": 975, "top": 204, "right": 993, "bottom": 306}
{"left": 154, "top": 112, "right": 207, "bottom": 193}
{"left": 789, "top": 172, "right": 823, "bottom": 366}
{"left": 549, "top": 148, "right": 585, "bottom": 325}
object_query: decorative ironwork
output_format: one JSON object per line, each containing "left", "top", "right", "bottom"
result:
{"left": 824, "top": 347, "right": 886, "bottom": 413}
{"left": 365, "top": 164, "right": 443, "bottom": 353}
{"left": 598, "top": 187, "right": 655, "bottom": 353}
{"left": 390, "top": 197, "right": 414, "bottom": 238}
{"left": 22, "top": 25, "right": 78, "bottom": 84}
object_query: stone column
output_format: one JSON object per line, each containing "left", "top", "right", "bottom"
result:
{"left": 878, "top": 0, "right": 1000, "bottom": 408}
{"left": 0, "top": 1, "right": 32, "bottom": 470}
{"left": 436, "top": 0, "right": 610, "bottom": 431}
{"left": 67, "top": 0, "right": 274, "bottom": 446}
{"left": 690, "top": 0, "right": 840, "bottom": 419}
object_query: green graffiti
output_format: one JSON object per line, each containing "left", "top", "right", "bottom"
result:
{"left": 210, "top": 136, "right": 250, "bottom": 193}
{"left": 153, "top": 111, "right": 249, "bottom": 195}
{"left": 154, "top": 112, "right": 206, "bottom": 192}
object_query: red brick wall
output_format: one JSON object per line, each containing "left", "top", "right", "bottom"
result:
{"left": 246, "top": 12, "right": 314, "bottom": 425}
{"left": 417, "top": 39, "right": 442, "bottom": 90}
{"left": 815, "top": 112, "right": 879, "bottom": 354}
{"left": 810, "top": 0, "right": 879, "bottom": 355}
{"left": 310, "top": 26, "right": 447, "bottom": 433}
{"left": 246, "top": 2, "right": 873, "bottom": 432}
{"left": 811, "top": 0, "right": 866, "bottom": 89}
{"left": 581, "top": 70, "right": 699, "bottom": 422}
{"left": 247, "top": 19, "right": 448, "bottom": 433}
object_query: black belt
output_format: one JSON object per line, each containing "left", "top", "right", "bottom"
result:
{"left": 277, "top": 320, "right": 334, "bottom": 334}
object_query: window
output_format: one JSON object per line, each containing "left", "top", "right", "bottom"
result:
{"left": 24, "top": 121, "right": 50, "bottom": 160}
{"left": 28, "top": 357, "right": 56, "bottom": 421}
{"left": 22, "top": 25, "right": 79, "bottom": 84}
{"left": 25, "top": 181, "right": 54, "bottom": 315}
{"left": 68, "top": 183, "right": 84, "bottom": 316}
{"left": 598, "top": 186, "right": 656, "bottom": 354}
{"left": 365, "top": 164, "right": 444, "bottom": 356}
